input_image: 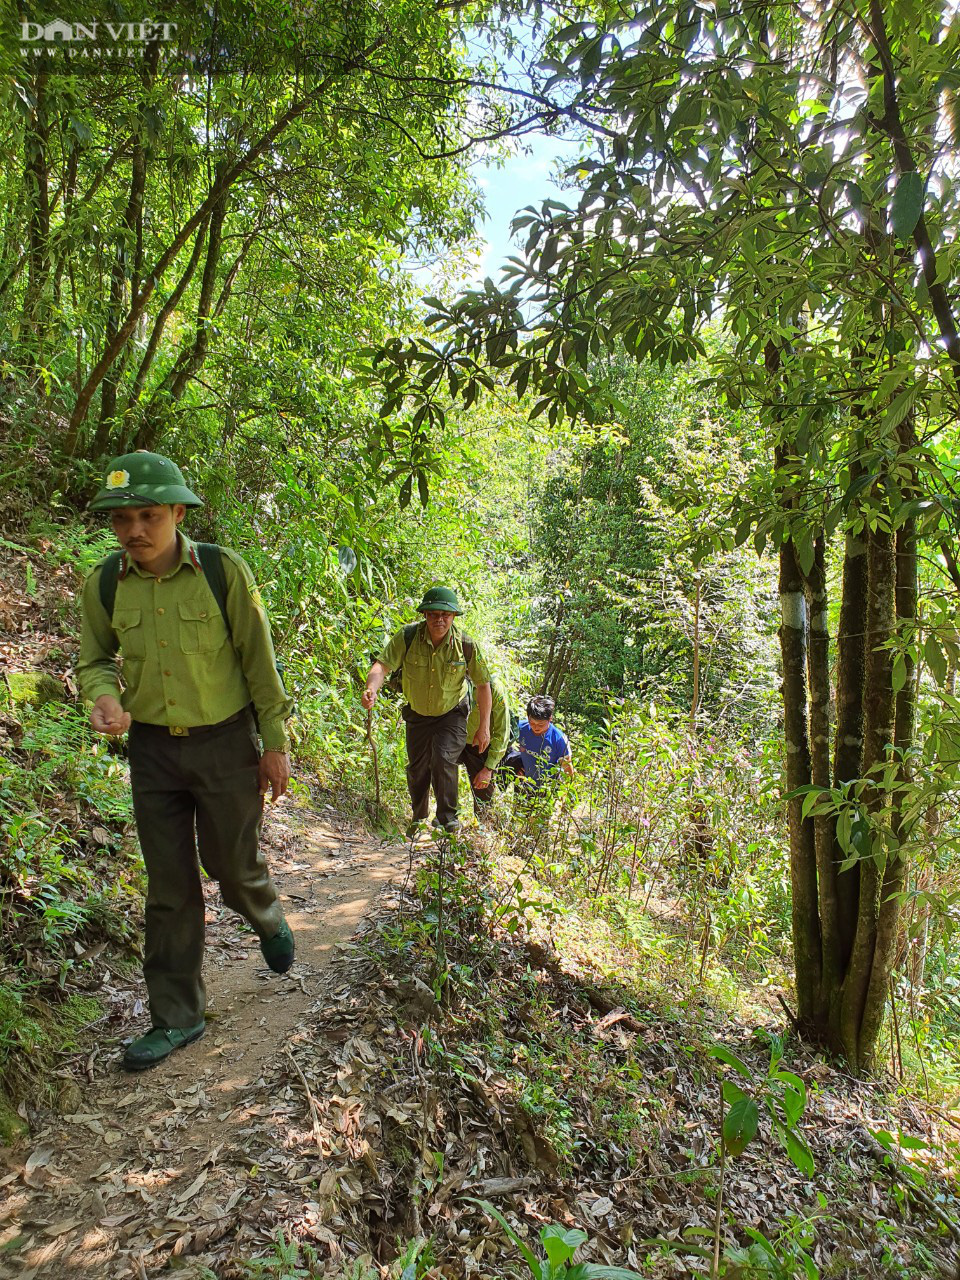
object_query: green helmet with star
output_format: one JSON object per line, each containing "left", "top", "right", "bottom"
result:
{"left": 417, "top": 586, "right": 464, "bottom": 615}
{"left": 89, "top": 452, "right": 203, "bottom": 511}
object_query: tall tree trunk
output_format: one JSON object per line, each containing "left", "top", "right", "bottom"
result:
{"left": 22, "top": 72, "right": 51, "bottom": 373}
{"left": 152, "top": 186, "right": 228, "bottom": 405}
{"left": 857, "top": 506, "right": 917, "bottom": 1064}
{"left": 779, "top": 535, "right": 823, "bottom": 1029}
{"left": 94, "top": 132, "right": 147, "bottom": 456}
{"left": 62, "top": 85, "right": 336, "bottom": 453}
{"left": 805, "top": 534, "right": 841, "bottom": 1010}
{"left": 831, "top": 522, "right": 868, "bottom": 968}
{"left": 857, "top": 420, "right": 919, "bottom": 1065}
{"left": 837, "top": 521, "right": 896, "bottom": 1070}
{"left": 50, "top": 144, "right": 78, "bottom": 312}
{"left": 93, "top": 45, "right": 157, "bottom": 458}
{"left": 126, "top": 219, "right": 209, "bottom": 418}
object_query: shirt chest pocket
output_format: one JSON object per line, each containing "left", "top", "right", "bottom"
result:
{"left": 178, "top": 600, "right": 227, "bottom": 655}
{"left": 114, "top": 608, "right": 145, "bottom": 660}
{"left": 442, "top": 659, "right": 467, "bottom": 687}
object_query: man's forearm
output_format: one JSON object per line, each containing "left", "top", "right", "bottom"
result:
{"left": 365, "top": 662, "right": 388, "bottom": 695}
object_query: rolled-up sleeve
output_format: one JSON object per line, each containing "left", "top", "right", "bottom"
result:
{"left": 77, "top": 568, "right": 123, "bottom": 704}
{"left": 222, "top": 551, "right": 293, "bottom": 751}
{"left": 466, "top": 640, "right": 491, "bottom": 686}
{"left": 486, "top": 685, "right": 510, "bottom": 768}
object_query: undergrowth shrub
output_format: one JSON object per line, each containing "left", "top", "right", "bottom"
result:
{"left": 0, "top": 694, "right": 137, "bottom": 1101}
{"left": 500, "top": 702, "right": 791, "bottom": 987}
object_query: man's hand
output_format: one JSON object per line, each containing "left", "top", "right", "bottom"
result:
{"left": 259, "top": 750, "right": 291, "bottom": 803}
{"left": 361, "top": 662, "right": 388, "bottom": 710}
{"left": 473, "top": 766, "right": 493, "bottom": 791}
{"left": 472, "top": 719, "right": 491, "bottom": 753}
{"left": 91, "top": 695, "right": 131, "bottom": 736}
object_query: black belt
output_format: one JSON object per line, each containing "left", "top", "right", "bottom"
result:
{"left": 133, "top": 709, "right": 246, "bottom": 738}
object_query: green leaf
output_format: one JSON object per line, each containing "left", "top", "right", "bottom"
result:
{"left": 779, "top": 1084, "right": 806, "bottom": 1128}
{"left": 795, "top": 532, "right": 815, "bottom": 576}
{"left": 924, "top": 634, "right": 948, "bottom": 685}
{"left": 889, "top": 171, "right": 924, "bottom": 239}
{"left": 771, "top": 1069, "right": 806, "bottom": 1097}
{"left": 734, "top": 518, "right": 752, "bottom": 546}
{"left": 542, "top": 1224, "right": 587, "bottom": 1269}
{"left": 883, "top": 382, "right": 919, "bottom": 431}
{"left": 578, "top": 1267, "right": 647, "bottom": 1278}
{"left": 723, "top": 1095, "right": 759, "bottom": 1156}
{"left": 707, "top": 1044, "right": 753, "bottom": 1079}
{"left": 891, "top": 654, "right": 906, "bottom": 694}
{"left": 579, "top": 36, "right": 603, "bottom": 81}
{"left": 800, "top": 788, "right": 827, "bottom": 821}
{"left": 785, "top": 1129, "right": 815, "bottom": 1177}
{"left": 470, "top": 1200, "right": 541, "bottom": 1275}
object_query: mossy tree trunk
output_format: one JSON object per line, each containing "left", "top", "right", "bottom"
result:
{"left": 777, "top": 440, "right": 919, "bottom": 1072}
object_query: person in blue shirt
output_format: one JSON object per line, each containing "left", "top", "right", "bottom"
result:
{"left": 502, "top": 694, "right": 574, "bottom": 790}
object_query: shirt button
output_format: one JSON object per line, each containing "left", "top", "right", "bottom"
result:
{"left": 199, "top": 611, "right": 207, "bottom": 618}
{"left": 159, "top": 640, "right": 168, "bottom": 648}
{"left": 168, "top": 699, "right": 176, "bottom": 705}
{"left": 157, "top": 607, "right": 165, "bottom": 615}
{"left": 163, "top": 670, "right": 172, "bottom": 677}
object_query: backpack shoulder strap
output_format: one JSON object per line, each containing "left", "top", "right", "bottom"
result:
{"left": 195, "top": 543, "right": 230, "bottom": 635}
{"left": 402, "top": 621, "right": 419, "bottom": 655}
{"left": 97, "top": 552, "right": 123, "bottom": 620}
{"left": 461, "top": 633, "right": 475, "bottom": 664}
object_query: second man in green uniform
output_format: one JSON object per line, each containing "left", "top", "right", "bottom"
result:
{"left": 460, "top": 675, "right": 511, "bottom": 812}
{"left": 362, "top": 587, "right": 491, "bottom": 832}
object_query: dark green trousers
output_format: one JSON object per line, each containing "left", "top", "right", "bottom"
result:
{"left": 128, "top": 709, "right": 284, "bottom": 1028}
{"left": 402, "top": 699, "right": 468, "bottom": 827}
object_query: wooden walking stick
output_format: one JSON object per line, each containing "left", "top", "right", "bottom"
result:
{"left": 366, "top": 706, "right": 381, "bottom": 820}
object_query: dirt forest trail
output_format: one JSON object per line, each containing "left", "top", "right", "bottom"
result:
{"left": 0, "top": 796, "right": 406, "bottom": 1279}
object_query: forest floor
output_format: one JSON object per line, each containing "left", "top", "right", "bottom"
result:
{"left": 0, "top": 797, "right": 406, "bottom": 1278}
{"left": 3, "top": 804, "right": 960, "bottom": 1280}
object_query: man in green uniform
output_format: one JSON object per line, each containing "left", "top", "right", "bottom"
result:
{"left": 460, "top": 675, "right": 511, "bottom": 812}
{"left": 361, "top": 587, "right": 491, "bottom": 832}
{"left": 77, "top": 452, "right": 295, "bottom": 1071}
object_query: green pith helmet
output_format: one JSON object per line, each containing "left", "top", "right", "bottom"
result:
{"left": 88, "top": 452, "right": 203, "bottom": 511}
{"left": 417, "top": 586, "right": 463, "bottom": 615}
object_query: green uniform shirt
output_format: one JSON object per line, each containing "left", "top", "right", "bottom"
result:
{"left": 466, "top": 675, "right": 509, "bottom": 768}
{"left": 377, "top": 622, "right": 491, "bottom": 717}
{"left": 77, "top": 534, "right": 292, "bottom": 751}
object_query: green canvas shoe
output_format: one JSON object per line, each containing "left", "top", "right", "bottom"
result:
{"left": 260, "top": 921, "right": 295, "bottom": 973}
{"left": 123, "top": 1022, "right": 205, "bottom": 1071}
{"left": 431, "top": 817, "right": 461, "bottom": 834}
